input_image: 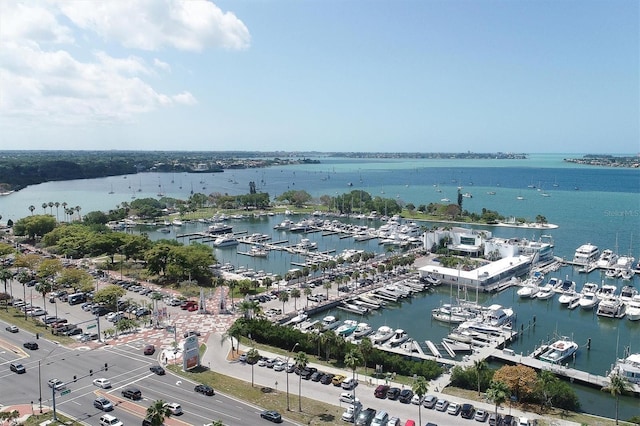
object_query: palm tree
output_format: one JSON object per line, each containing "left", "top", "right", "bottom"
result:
{"left": 294, "top": 351, "right": 308, "bottom": 412}
{"left": 74, "top": 205, "right": 81, "bottom": 220}
{"left": 54, "top": 202, "right": 60, "bottom": 221}
{"left": 41, "top": 203, "right": 47, "bottom": 214}
{"left": 35, "top": 280, "right": 53, "bottom": 321}
{"left": 290, "top": 288, "right": 301, "bottom": 311}
{"left": 358, "top": 337, "right": 373, "bottom": 375}
{"left": 608, "top": 372, "right": 632, "bottom": 425}
{"left": 145, "top": 399, "right": 172, "bottom": 426}
{"left": 278, "top": 291, "right": 289, "bottom": 314}
{"left": 344, "top": 349, "right": 363, "bottom": 400}
{"left": 412, "top": 376, "right": 429, "bottom": 426}
{"left": 0, "top": 268, "right": 12, "bottom": 300}
{"left": 486, "top": 380, "right": 510, "bottom": 423}
{"left": 320, "top": 330, "right": 337, "bottom": 361}
{"left": 303, "top": 287, "right": 312, "bottom": 308}
{"left": 61, "top": 202, "right": 68, "bottom": 221}
{"left": 48, "top": 201, "right": 54, "bottom": 214}
{"left": 28, "top": 205, "right": 35, "bottom": 215}
{"left": 323, "top": 280, "right": 332, "bottom": 300}
{"left": 474, "top": 359, "right": 488, "bottom": 395}
{"left": 247, "top": 347, "right": 260, "bottom": 387}
{"left": 227, "top": 279, "right": 238, "bottom": 309}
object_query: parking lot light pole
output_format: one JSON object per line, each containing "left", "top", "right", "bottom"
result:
{"left": 286, "top": 342, "right": 299, "bottom": 411}
{"left": 38, "top": 361, "right": 42, "bottom": 413}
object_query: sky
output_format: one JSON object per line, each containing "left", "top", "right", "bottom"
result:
{"left": 0, "top": 0, "right": 638, "bottom": 154}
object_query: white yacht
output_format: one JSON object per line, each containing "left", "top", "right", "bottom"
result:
{"left": 558, "top": 290, "right": 580, "bottom": 306}
{"left": 321, "top": 316, "right": 340, "bottom": 331}
{"left": 208, "top": 222, "right": 233, "bottom": 234}
{"left": 535, "top": 283, "right": 555, "bottom": 300}
{"left": 370, "top": 325, "right": 394, "bottom": 344}
{"left": 247, "top": 246, "right": 268, "bottom": 257}
{"left": 578, "top": 283, "right": 600, "bottom": 310}
{"left": 274, "top": 219, "right": 294, "bottom": 230}
{"left": 625, "top": 295, "right": 640, "bottom": 321}
{"left": 620, "top": 286, "right": 639, "bottom": 303}
{"left": 485, "top": 305, "right": 515, "bottom": 327}
{"left": 295, "top": 238, "right": 318, "bottom": 251}
{"left": 610, "top": 353, "right": 640, "bottom": 384}
{"left": 389, "top": 329, "right": 409, "bottom": 346}
{"left": 620, "top": 268, "right": 635, "bottom": 281}
{"left": 596, "top": 296, "right": 625, "bottom": 318}
{"left": 539, "top": 338, "right": 579, "bottom": 364}
{"left": 596, "top": 249, "right": 618, "bottom": 268}
{"left": 573, "top": 243, "right": 600, "bottom": 265}
{"left": 212, "top": 235, "right": 239, "bottom": 247}
{"left": 517, "top": 281, "right": 540, "bottom": 298}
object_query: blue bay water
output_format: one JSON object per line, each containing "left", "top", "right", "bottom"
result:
{"left": 0, "top": 153, "right": 638, "bottom": 417}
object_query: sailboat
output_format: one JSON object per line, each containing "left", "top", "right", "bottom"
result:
{"left": 108, "top": 184, "right": 114, "bottom": 194}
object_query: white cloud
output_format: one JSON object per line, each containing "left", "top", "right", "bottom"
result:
{"left": 56, "top": 0, "right": 250, "bottom": 52}
{"left": 154, "top": 58, "right": 171, "bottom": 72}
{"left": 0, "top": 0, "right": 244, "bottom": 126}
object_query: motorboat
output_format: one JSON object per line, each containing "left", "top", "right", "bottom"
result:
{"left": 289, "top": 311, "right": 308, "bottom": 325}
{"left": 321, "top": 316, "right": 341, "bottom": 331}
{"left": 620, "top": 286, "right": 639, "bottom": 303}
{"left": 578, "top": 283, "right": 600, "bottom": 309}
{"left": 558, "top": 291, "right": 580, "bottom": 306}
{"left": 596, "top": 284, "right": 618, "bottom": 299}
{"left": 370, "top": 325, "right": 394, "bottom": 344}
{"left": 247, "top": 246, "right": 268, "bottom": 257}
{"left": 596, "top": 249, "right": 618, "bottom": 268}
{"left": 539, "top": 338, "right": 579, "bottom": 364}
{"left": 171, "top": 219, "right": 183, "bottom": 226}
{"left": 295, "top": 238, "right": 318, "bottom": 251}
{"left": 389, "top": 329, "right": 409, "bottom": 346}
{"left": 625, "top": 295, "right": 640, "bottom": 321}
{"left": 423, "top": 274, "right": 442, "bottom": 286}
{"left": 212, "top": 235, "right": 239, "bottom": 247}
{"left": 620, "top": 268, "right": 635, "bottom": 281}
{"left": 554, "top": 278, "right": 576, "bottom": 294}
{"left": 352, "top": 323, "right": 373, "bottom": 339}
{"left": 485, "top": 304, "right": 515, "bottom": 327}
{"left": 517, "top": 281, "right": 540, "bottom": 298}
{"left": 335, "top": 320, "right": 358, "bottom": 337}
{"left": 573, "top": 243, "right": 599, "bottom": 265}
{"left": 274, "top": 219, "right": 294, "bottom": 230}
{"left": 596, "top": 296, "right": 626, "bottom": 318}
{"left": 605, "top": 268, "right": 619, "bottom": 279}
{"left": 535, "top": 283, "right": 555, "bottom": 300}
{"left": 610, "top": 353, "right": 640, "bottom": 384}
{"left": 158, "top": 227, "right": 171, "bottom": 233}
{"left": 208, "top": 222, "right": 233, "bottom": 234}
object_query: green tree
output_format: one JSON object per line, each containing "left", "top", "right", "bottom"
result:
{"left": 294, "top": 351, "right": 309, "bottom": 412}
{"left": 303, "top": 287, "right": 312, "bottom": 308}
{"left": 0, "top": 268, "right": 13, "bottom": 300}
{"left": 13, "top": 215, "right": 56, "bottom": 240}
{"left": 278, "top": 291, "right": 289, "bottom": 314}
{"left": 92, "top": 285, "right": 126, "bottom": 311}
{"left": 358, "top": 337, "right": 374, "bottom": 375}
{"left": 412, "top": 376, "right": 429, "bottom": 426}
{"left": 247, "top": 347, "right": 260, "bottom": 387}
{"left": 486, "top": 380, "right": 510, "bottom": 422}
{"left": 608, "top": 372, "right": 632, "bottom": 425}
{"left": 145, "top": 399, "right": 171, "bottom": 426}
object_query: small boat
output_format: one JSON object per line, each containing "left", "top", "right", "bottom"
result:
{"left": 295, "top": 238, "right": 318, "bottom": 251}
{"left": 517, "top": 281, "right": 540, "bottom": 298}
{"left": 248, "top": 246, "right": 268, "bottom": 257}
{"left": 171, "top": 219, "right": 183, "bottom": 226}
{"left": 388, "top": 329, "right": 409, "bottom": 346}
{"left": 620, "top": 286, "right": 639, "bottom": 302}
{"left": 620, "top": 268, "right": 635, "bottom": 281}
{"left": 208, "top": 223, "right": 233, "bottom": 234}
{"left": 321, "top": 316, "right": 341, "bottom": 331}
{"left": 335, "top": 320, "right": 358, "bottom": 336}
{"left": 289, "top": 311, "right": 308, "bottom": 325}
{"left": 352, "top": 323, "right": 373, "bottom": 339}
{"left": 370, "top": 325, "right": 394, "bottom": 344}
{"left": 558, "top": 291, "right": 580, "bottom": 306}
{"left": 158, "top": 227, "right": 171, "bottom": 233}
{"left": 539, "top": 338, "right": 579, "bottom": 364}
{"left": 535, "top": 284, "right": 555, "bottom": 300}
{"left": 578, "top": 283, "right": 600, "bottom": 310}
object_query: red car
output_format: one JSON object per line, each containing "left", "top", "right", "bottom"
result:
{"left": 187, "top": 304, "right": 199, "bottom": 312}
{"left": 143, "top": 344, "right": 155, "bottom": 355}
{"left": 180, "top": 300, "right": 197, "bottom": 310}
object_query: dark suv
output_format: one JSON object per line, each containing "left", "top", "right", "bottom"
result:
{"left": 386, "top": 387, "right": 401, "bottom": 400}
{"left": 460, "top": 403, "right": 475, "bottom": 419}
{"left": 121, "top": 388, "right": 142, "bottom": 400}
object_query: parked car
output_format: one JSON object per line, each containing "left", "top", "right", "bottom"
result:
{"left": 355, "top": 408, "right": 376, "bottom": 426}
{"left": 99, "top": 414, "right": 123, "bottom": 426}
{"left": 489, "top": 413, "right": 502, "bottom": 426}
{"left": 374, "top": 384, "right": 390, "bottom": 398}
{"left": 10, "top": 362, "right": 26, "bottom": 374}
{"left": 121, "top": 387, "right": 142, "bottom": 400}
{"left": 503, "top": 415, "right": 516, "bottom": 426}
{"left": 320, "top": 373, "right": 334, "bottom": 385}
{"left": 340, "top": 392, "right": 356, "bottom": 403}
{"left": 474, "top": 409, "right": 489, "bottom": 422}
{"left": 460, "top": 403, "right": 475, "bottom": 419}
{"left": 447, "top": 402, "right": 461, "bottom": 416}
{"left": 332, "top": 374, "right": 346, "bottom": 386}
{"left": 341, "top": 378, "right": 358, "bottom": 390}
{"left": 399, "top": 389, "right": 414, "bottom": 403}
{"left": 386, "top": 387, "right": 401, "bottom": 400}
{"left": 194, "top": 384, "right": 214, "bottom": 396}
{"left": 341, "top": 401, "right": 362, "bottom": 422}
{"left": 310, "top": 371, "right": 324, "bottom": 381}
{"left": 434, "top": 398, "right": 449, "bottom": 412}
{"left": 93, "top": 397, "right": 114, "bottom": 412}
{"left": 260, "top": 410, "right": 283, "bottom": 423}
{"left": 423, "top": 394, "right": 438, "bottom": 409}
{"left": 5, "top": 325, "right": 18, "bottom": 333}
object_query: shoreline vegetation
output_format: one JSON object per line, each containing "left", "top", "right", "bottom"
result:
{"left": 1, "top": 150, "right": 635, "bottom": 194}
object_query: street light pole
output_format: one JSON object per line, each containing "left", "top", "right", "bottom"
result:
{"left": 38, "top": 360, "right": 42, "bottom": 413}
{"left": 286, "top": 342, "right": 299, "bottom": 411}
